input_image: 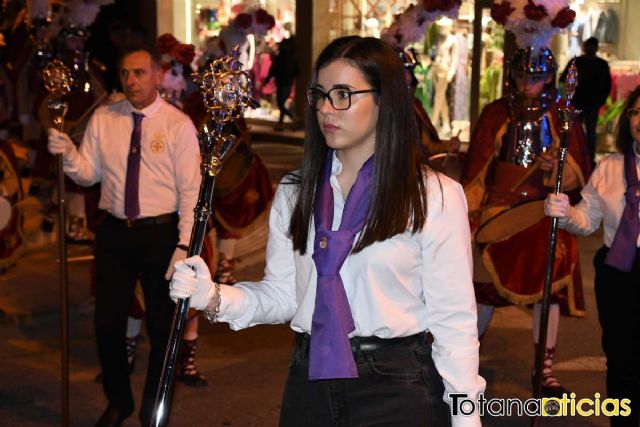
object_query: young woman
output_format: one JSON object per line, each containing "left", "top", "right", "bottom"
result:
{"left": 170, "top": 36, "right": 484, "bottom": 426}
{"left": 545, "top": 86, "right": 640, "bottom": 426}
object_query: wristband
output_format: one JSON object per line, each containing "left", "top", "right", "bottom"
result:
{"left": 176, "top": 244, "right": 189, "bottom": 251}
{"left": 203, "top": 282, "right": 222, "bottom": 323}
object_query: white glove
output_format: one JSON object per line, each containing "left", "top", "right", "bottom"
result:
{"left": 164, "top": 246, "right": 188, "bottom": 280}
{"left": 169, "top": 256, "right": 216, "bottom": 311}
{"left": 47, "top": 128, "right": 76, "bottom": 157}
{"left": 544, "top": 193, "right": 570, "bottom": 219}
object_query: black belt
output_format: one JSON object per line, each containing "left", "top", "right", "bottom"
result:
{"left": 294, "top": 331, "right": 433, "bottom": 356}
{"left": 106, "top": 212, "right": 178, "bottom": 228}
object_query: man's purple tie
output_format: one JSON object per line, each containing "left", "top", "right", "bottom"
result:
{"left": 309, "top": 150, "right": 374, "bottom": 380}
{"left": 124, "top": 112, "right": 144, "bottom": 221}
{"left": 605, "top": 142, "right": 640, "bottom": 272}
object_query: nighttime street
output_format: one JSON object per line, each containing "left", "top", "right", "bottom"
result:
{"left": 0, "top": 139, "right": 611, "bottom": 426}
{"left": 1, "top": 1, "right": 639, "bottom": 425}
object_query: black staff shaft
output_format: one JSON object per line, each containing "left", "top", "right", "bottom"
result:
{"left": 531, "top": 130, "right": 570, "bottom": 427}
{"left": 50, "top": 114, "right": 69, "bottom": 427}
{"left": 151, "top": 172, "right": 216, "bottom": 427}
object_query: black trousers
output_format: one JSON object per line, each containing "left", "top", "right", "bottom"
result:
{"left": 276, "top": 83, "right": 294, "bottom": 124}
{"left": 94, "top": 214, "right": 178, "bottom": 425}
{"left": 594, "top": 246, "right": 640, "bottom": 427}
{"left": 581, "top": 106, "right": 600, "bottom": 165}
{"left": 280, "top": 332, "right": 451, "bottom": 427}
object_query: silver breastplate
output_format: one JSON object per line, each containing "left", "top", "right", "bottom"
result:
{"left": 501, "top": 111, "right": 554, "bottom": 168}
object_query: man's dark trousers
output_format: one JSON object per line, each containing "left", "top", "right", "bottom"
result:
{"left": 94, "top": 213, "right": 178, "bottom": 426}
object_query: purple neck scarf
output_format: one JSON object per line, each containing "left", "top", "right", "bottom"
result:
{"left": 605, "top": 142, "right": 640, "bottom": 272}
{"left": 309, "top": 150, "right": 374, "bottom": 380}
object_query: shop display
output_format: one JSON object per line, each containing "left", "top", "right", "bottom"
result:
{"left": 159, "top": 0, "right": 638, "bottom": 131}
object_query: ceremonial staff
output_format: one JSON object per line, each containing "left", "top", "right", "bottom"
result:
{"left": 42, "top": 59, "right": 73, "bottom": 427}
{"left": 531, "top": 62, "right": 578, "bottom": 425}
{"left": 152, "top": 47, "right": 258, "bottom": 427}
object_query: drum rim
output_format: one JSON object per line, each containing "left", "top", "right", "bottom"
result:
{"left": 0, "top": 197, "right": 13, "bottom": 231}
{"left": 474, "top": 198, "right": 547, "bottom": 244}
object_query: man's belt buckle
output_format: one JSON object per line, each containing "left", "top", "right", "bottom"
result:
{"left": 125, "top": 219, "right": 134, "bottom": 228}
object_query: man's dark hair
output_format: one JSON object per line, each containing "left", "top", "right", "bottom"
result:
{"left": 584, "top": 37, "right": 599, "bottom": 54}
{"left": 117, "top": 43, "right": 162, "bottom": 68}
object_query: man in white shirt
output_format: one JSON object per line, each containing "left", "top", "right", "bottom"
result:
{"left": 48, "top": 44, "right": 200, "bottom": 427}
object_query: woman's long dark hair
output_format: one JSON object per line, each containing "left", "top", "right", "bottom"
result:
{"left": 288, "top": 36, "right": 426, "bottom": 255}
{"left": 615, "top": 85, "right": 640, "bottom": 153}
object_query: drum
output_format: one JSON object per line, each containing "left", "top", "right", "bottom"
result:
{"left": 472, "top": 199, "right": 579, "bottom": 307}
{"left": 0, "top": 140, "right": 24, "bottom": 270}
{"left": 428, "top": 152, "right": 465, "bottom": 182}
{"left": 0, "top": 197, "right": 11, "bottom": 230}
{"left": 475, "top": 199, "right": 546, "bottom": 244}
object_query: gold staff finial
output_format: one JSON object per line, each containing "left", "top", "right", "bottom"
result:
{"left": 43, "top": 59, "right": 73, "bottom": 130}
{"left": 43, "top": 59, "right": 73, "bottom": 98}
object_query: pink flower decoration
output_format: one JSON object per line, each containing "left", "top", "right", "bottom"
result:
{"left": 172, "top": 44, "right": 195, "bottom": 65}
{"left": 524, "top": 0, "right": 548, "bottom": 21}
{"left": 551, "top": 7, "right": 576, "bottom": 28}
{"left": 490, "top": 1, "right": 515, "bottom": 26}
{"left": 157, "top": 33, "right": 179, "bottom": 55}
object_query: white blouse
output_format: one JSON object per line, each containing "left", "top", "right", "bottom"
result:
{"left": 560, "top": 142, "right": 640, "bottom": 247}
{"left": 218, "top": 155, "right": 485, "bottom": 426}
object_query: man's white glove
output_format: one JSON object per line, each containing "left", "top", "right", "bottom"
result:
{"left": 169, "top": 256, "right": 216, "bottom": 311}
{"left": 544, "top": 193, "right": 570, "bottom": 219}
{"left": 164, "top": 246, "right": 188, "bottom": 280}
{"left": 47, "top": 128, "right": 76, "bottom": 157}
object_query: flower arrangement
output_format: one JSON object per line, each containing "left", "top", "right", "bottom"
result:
{"left": 234, "top": 8, "right": 276, "bottom": 37}
{"left": 381, "top": 0, "right": 461, "bottom": 48}
{"left": 67, "top": 0, "right": 114, "bottom": 29}
{"left": 156, "top": 33, "right": 196, "bottom": 107}
{"left": 157, "top": 33, "right": 196, "bottom": 69}
{"left": 490, "top": 0, "right": 575, "bottom": 48}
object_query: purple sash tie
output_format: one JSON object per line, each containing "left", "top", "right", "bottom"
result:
{"left": 124, "top": 112, "right": 144, "bottom": 221}
{"left": 605, "top": 142, "right": 640, "bottom": 272}
{"left": 309, "top": 150, "right": 374, "bottom": 380}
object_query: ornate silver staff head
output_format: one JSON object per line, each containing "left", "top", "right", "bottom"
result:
{"left": 564, "top": 61, "right": 578, "bottom": 109}
{"left": 194, "top": 46, "right": 259, "bottom": 177}
{"left": 42, "top": 59, "right": 73, "bottom": 130}
{"left": 559, "top": 61, "right": 579, "bottom": 131}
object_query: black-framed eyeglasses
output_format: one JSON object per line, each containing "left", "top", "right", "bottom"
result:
{"left": 627, "top": 108, "right": 640, "bottom": 119}
{"left": 306, "top": 87, "right": 378, "bottom": 111}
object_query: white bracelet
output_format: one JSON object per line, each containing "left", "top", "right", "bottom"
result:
{"left": 202, "top": 281, "right": 222, "bottom": 324}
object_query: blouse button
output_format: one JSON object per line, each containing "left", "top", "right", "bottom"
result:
{"left": 319, "top": 236, "right": 328, "bottom": 249}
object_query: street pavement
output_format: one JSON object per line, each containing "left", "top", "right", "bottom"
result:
{"left": 0, "top": 139, "right": 613, "bottom": 426}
